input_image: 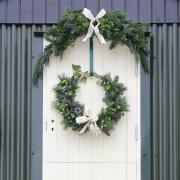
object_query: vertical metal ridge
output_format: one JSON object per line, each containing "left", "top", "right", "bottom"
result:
{"left": 26, "top": 26, "right": 32, "bottom": 180}
{"left": 6, "top": 26, "right": 11, "bottom": 180}
{"left": 0, "top": 25, "right": 2, "bottom": 179}
{"left": 177, "top": 25, "right": 180, "bottom": 180}
{"left": 168, "top": 25, "right": 173, "bottom": 180}
{"left": 157, "top": 25, "right": 163, "bottom": 180}
{"left": 16, "top": 25, "right": 22, "bottom": 180}
{"left": 172, "top": 23, "right": 177, "bottom": 180}
{"left": 10, "top": 24, "right": 16, "bottom": 180}
{"left": 162, "top": 23, "right": 168, "bottom": 180}
{"left": 0, "top": 24, "right": 6, "bottom": 180}
{"left": 20, "top": 25, "right": 26, "bottom": 180}
{"left": 152, "top": 24, "right": 159, "bottom": 180}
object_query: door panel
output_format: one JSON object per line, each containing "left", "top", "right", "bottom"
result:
{"left": 43, "top": 37, "right": 140, "bottom": 180}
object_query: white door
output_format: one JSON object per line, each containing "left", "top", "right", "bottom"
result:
{"left": 43, "top": 37, "right": 141, "bottom": 180}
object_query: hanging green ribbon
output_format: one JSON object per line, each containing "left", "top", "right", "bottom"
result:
{"left": 89, "top": 37, "right": 94, "bottom": 76}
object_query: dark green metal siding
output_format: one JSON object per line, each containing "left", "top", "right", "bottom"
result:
{"left": 0, "top": 24, "right": 179, "bottom": 180}
{"left": 0, "top": 25, "right": 45, "bottom": 180}
{"left": 150, "top": 24, "right": 180, "bottom": 180}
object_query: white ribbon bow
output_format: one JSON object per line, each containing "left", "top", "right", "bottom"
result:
{"left": 82, "top": 8, "right": 106, "bottom": 44}
{"left": 76, "top": 108, "right": 101, "bottom": 136}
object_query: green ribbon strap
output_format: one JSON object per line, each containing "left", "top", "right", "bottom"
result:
{"left": 89, "top": 37, "right": 94, "bottom": 76}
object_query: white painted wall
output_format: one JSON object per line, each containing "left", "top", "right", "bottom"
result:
{"left": 43, "top": 37, "right": 141, "bottom": 180}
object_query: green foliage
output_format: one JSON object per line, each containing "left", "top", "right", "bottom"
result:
{"left": 32, "top": 44, "right": 53, "bottom": 83}
{"left": 97, "top": 74, "right": 128, "bottom": 135}
{"left": 54, "top": 65, "right": 128, "bottom": 136}
{"left": 33, "top": 9, "right": 150, "bottom": 84}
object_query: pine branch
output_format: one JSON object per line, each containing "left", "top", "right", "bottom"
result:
{"left": 32, "top": 9, "right": 150, "bottom": 83}
{"left": 32, "top": 44, "right": 53, "bottom": 84}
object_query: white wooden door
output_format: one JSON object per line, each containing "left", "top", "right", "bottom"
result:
{"left": 43, "top": 37, "right": 141, "bottom": 180}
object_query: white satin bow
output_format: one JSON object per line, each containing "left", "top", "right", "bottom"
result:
{"left": 82, "top": 8, "right": 106, "bottom": 44}
{"left": 76, "top": 108, "right": 101, "bottom": 136}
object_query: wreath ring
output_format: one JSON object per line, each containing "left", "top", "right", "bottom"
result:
{"left": 54, "top": 64, "right": 128, "bottom": 136}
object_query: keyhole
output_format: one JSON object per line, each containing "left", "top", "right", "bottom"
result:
{"left": 51, "top": 128, "right": 54, "bottom": 131}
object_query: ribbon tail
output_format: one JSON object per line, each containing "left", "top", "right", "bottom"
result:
{"left": 82, "top": 8, "right": 94, "bottom": 20}
{"left": 94, "top": 122, "right": 101, "bottom": 136}
{"left": 94, "top": 27, "right": 106, "bottom": 44}
{"left": 79, "top": 122, "right": 90, "bottom": 135}
{"left": 96, "top": 9, "right": 106, "bottom": 19}
{"left": 82, "top": 24, "right": 94, "bottom": 42}
{"left": 89, "top": 122, "right": 101, "bottom": 136}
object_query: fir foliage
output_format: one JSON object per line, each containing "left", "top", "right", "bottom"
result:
{"left": 54, "top": 65, "right": 128, "bottom": 136}
{"left": 33, "top": 9, "right": 149, "bottom": 84}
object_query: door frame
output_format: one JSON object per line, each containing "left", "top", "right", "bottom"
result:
{"left": 31, "top": 31, "right": 44, "bottom": 180}
{"left": 31, "top": 31, "right": 152, "bottom": 180}
{"left": 140, "top": 32, "right": 152, "bottom": 180}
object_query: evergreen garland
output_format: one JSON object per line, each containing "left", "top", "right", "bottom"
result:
{"left": 54, "top": 65, "right": 128, "bottom": 136}
{"left": 33, "top": 9, "right": 149, "bottom": 84}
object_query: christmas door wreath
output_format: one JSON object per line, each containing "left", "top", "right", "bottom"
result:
{"left": 54, "top": 65, "right": 128, "bottom": 136}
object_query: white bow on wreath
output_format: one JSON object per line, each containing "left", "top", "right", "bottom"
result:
{"left": 82, "top": 8, "right": 106, "bottom": 44}
{"left": 76, "top": 107, "right": 101, "bottom": 136}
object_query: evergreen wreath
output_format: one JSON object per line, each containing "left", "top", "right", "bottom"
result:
{"left": 54, "top": 65, "right": 128, "bottom": 136}
{"left": 33, "top": 9, "right": 149, "bottom": 84}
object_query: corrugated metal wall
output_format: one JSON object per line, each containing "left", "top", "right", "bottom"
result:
{"left": 0, "top": 0, "right": 179, "bottom": 23}
{"left": 150, "top": 24, "right": 180, "bottom": 180}
{"left": 0, "top": 24, "right": 179, "bottom": 180}
{"left": 0, "top": 25, "right": 45, "bottom": 180}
